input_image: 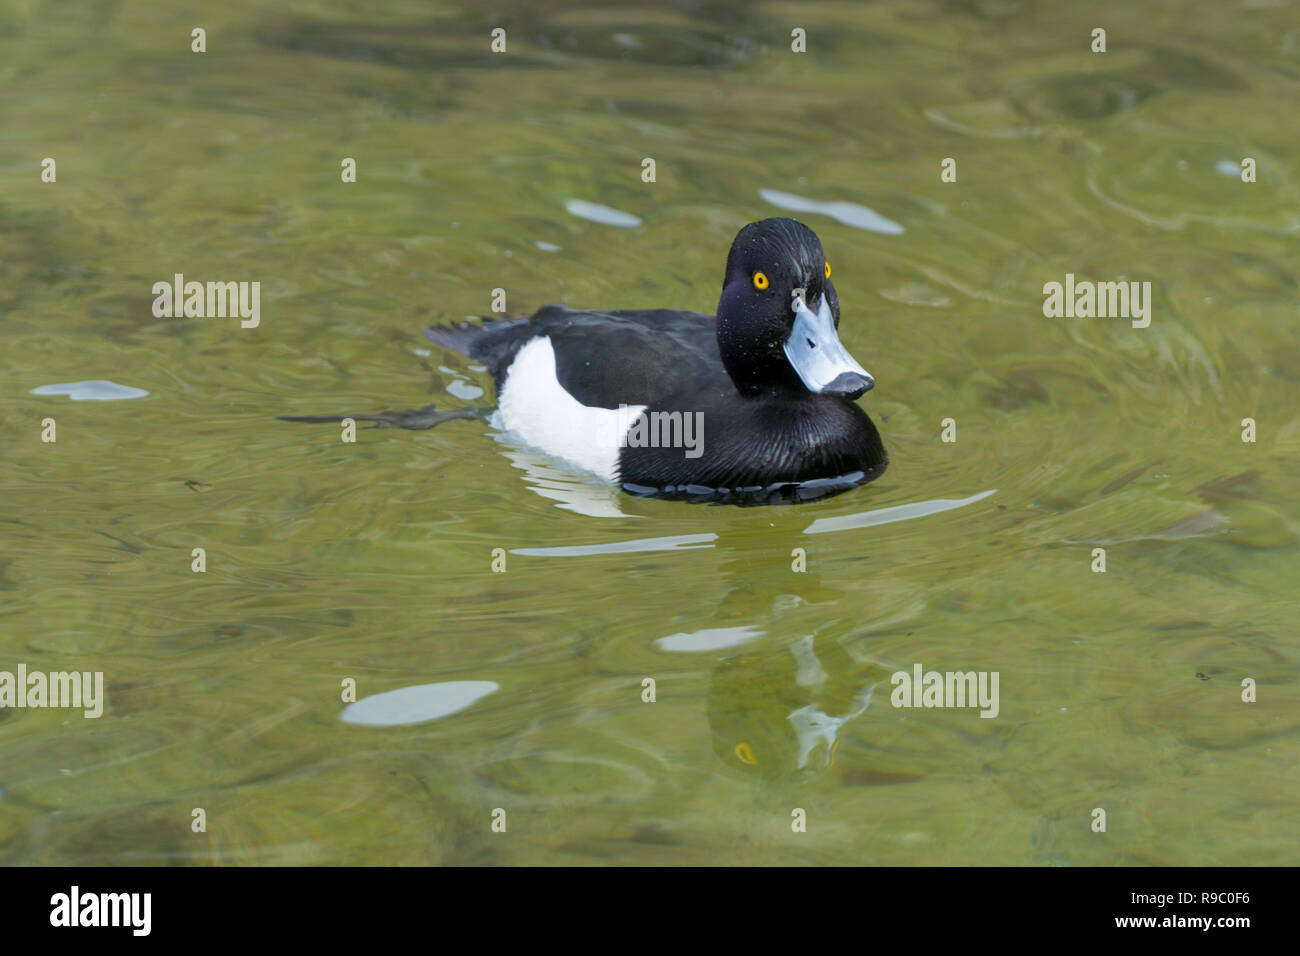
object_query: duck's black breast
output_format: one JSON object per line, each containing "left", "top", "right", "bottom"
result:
{"left": 451, "top": 305, "right": 725, "bottom": 410}
{"left": 618, "top": 390, "right": 887, "bottom": 503}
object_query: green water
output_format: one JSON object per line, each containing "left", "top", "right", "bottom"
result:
{"left": 2, "top": 0, "right": 1297, "bottom": 865}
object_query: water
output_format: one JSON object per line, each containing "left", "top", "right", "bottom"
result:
{"left": 2, "top": 0, "right": 1297, "bottom": 865}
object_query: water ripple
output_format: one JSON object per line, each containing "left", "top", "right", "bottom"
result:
{"left": 759, "top": 188, "right": 904, "bottom": 234}
{"left": 804, "top": 490, "right": 998, "bottom": 535}
{"left": 341, "top": 681, "right": 500, "bottom": 727}
{"left": 30, "top": 380, "right": 149, "bottom": 401}
{"left": 512, "top": 533, "right": 717, "bottom": 557}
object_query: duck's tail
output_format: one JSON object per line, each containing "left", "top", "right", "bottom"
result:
{"left": 423, "top": 317, "right": 528, "bottom": 358}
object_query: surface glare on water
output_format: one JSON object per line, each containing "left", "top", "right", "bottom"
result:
{"left": 2, "top": 0, "right": 1297, "bottom": 866}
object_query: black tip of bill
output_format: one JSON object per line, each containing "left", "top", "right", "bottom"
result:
{"left": 822, "top": 370, "right": 874, "bottom": 399}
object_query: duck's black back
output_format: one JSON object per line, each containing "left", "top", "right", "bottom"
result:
{"left": 434, "top": 305, "right": 725, "bottom": 410}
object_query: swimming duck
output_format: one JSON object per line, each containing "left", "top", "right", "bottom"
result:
{"left": 427, "top": 217, "right": 887, "bottom": 505}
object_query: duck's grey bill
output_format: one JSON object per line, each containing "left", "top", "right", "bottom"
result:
{"left": 783, "top": 297, "right": 874, "bottom": 398}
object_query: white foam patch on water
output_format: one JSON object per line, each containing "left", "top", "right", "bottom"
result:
{"left": 804, "top": 489, "right": 997, "bottom": 535}
{"left": 1215, "top": 159, "right": 1243, "bottom": 177}
{"left": 341, "top": 680, "right": 499, "bottom": 726}
{"left": 564, "top": 199, "right": 642, "bottom": 228}
{"left": 31, "top": 380, "right": 149, "bottom": 401}
{"left": 655, "top": 626, "right": 764, "bottom": 652}
{"left": 759, "top": 188, "right": 905, "bottom": 234}
{"left": 535, "top": 241, "right": 562, "bottom": 252}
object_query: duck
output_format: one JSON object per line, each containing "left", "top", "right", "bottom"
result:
{"left": 425, "top": 217, "right": 887, "bottom": 505}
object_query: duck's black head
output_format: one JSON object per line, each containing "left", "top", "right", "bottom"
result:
{"left": 715, "top": 217, "right": 874, "bottom": 400}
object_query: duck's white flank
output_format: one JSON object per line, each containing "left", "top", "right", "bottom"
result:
{"left": 495, "top": 336, "right": 646, "bottom": 482}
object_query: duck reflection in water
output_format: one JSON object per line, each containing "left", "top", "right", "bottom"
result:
{"left": 707, "top": 633, "right": 887, "bottom": 782}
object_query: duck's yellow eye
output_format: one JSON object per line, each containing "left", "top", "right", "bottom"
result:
{"left": 752, "top": 271, "right": 769, "bottom": 291}
{"left": 735, "top": 742, "right": 758, "bottom": 765}
{"left": 825, "top": 261, "right": 831, "bottom": 279}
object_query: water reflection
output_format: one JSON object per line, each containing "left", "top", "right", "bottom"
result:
{"left": 564, "top": 198, "right": 642, "bottom": 228}
{"left": 341, "top": 680, "right": 499, "bottom": 727}
{"left": 512, "top": 532, "right": 717, "bottom": 557}
{"left": 493, "top": 433, "right": 635, "bottom": 518}
{"left": 804, "top": 490, "right": 997, "bottom": 534}
{"left": 30, "top": 380, "right": 149, "bottom": 401}
{"left": 758, "top": 188, "right": 905, "bottom": 235}
{"left": 654, "top": 625, "right": 763, "bottom": 652}
{"left": 706, "top": 634, "right": 888, "bottom": 783}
